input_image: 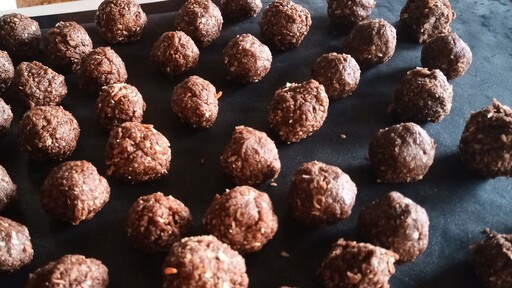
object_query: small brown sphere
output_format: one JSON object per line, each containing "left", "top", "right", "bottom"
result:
{"left": 311, "top": 53, "right": 360, "bottom": 100}
{"left": 0, "top": 165, "right": 16, "bottom": 212}
{"left": 0, "top": 98, "right": 13, "bottom": 137}
{"left": 0, "top": 13, "right": 40, "bottom": 59}
{"left": 127, "top": 192, "right": 192, "bottom": 253}
{"left": 151, "top": 31, "right": 199, "bottom": 78}
{"left": 220, "top": 0, "right": 262, "bottom": 20}
{"left": 259, "top": 0, "right": 311, "bottom": 51}
{"left": 96, "top": 83, "right": 146, "bottom": 130}
{"left": 327, "top": 0, "right": 375, "bottom": 26}
{"left": 78, "top": 47, "right": 128, "bottom": 94}
{"left": 95, "top": 0, "right": 147, "bottom": 43}
{"left": 223, "top": 34, "right": 272, "bottom": 83}
{"left": 0, "top": 50, "right": 14, "bottom": 93}
{"left": 0, "top": 216, "right": 33, "bottom": 273}
{"left": 175, "top": 0, "right": 223, "bottom": 47}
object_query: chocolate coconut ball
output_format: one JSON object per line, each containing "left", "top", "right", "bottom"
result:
{"left": 223, "top": 34, "right": 272, "bottom": 83}
{"left": 96, "top": 83, "right": 146, "bottom": 130}
{"left": 127, "top": 192, "right": 193, "bottom": 253}
{"left": 171, "top": 76, "right": 218, "bottom": 128}
{"left": 390, "top": 67, "right": 453, "bottom": 123}
{"left": 369, "top": 122, "right": 435, "bottom": 183}
{"left": 342, "top": 18, "right": 396, "bottom": 68}
{"left": 151, "top": 31, "right": 199, "bottom": 78}
{"left": 203, "top": 186, "right": 278, "bottom": 253}
{"left": 358, "top": 191, "right": 429, "bottom": 263}
{"left": 259, "top": 0, "right": 311, "bottom": 51}
{"left": 220, "top": 126, "right": 281, "bottom": 186}
{"left": 268, "top": 79, "right": 329, "bottom": 143}
{"left": 220, "top": 0, "right": 262, "bottom": 20}
{"left": 0, "top": 216, "right": 33, "bottom": 273}
{"left": 175, "top": 0, "right": 223, "bottom": 47}
{"left": 11, "top": 61, "right": 67, "bottom": 108}
{"left": 400, "top": 0, "right": 455, "bottom": 44}
{"left": 311, "top": 53, "right": 360, "bottom": 100}
{"left": 95, "top": 0, "right": 147, "bottom": 43}
{"left": 26, "top": 254, "right": 109, "bottom": 288}
{"left": 163, "top": 235, "right": 249, "bottom": 288}
{"left": 459, "top": 100, "right": 512, "bottom": 178}
{"left": 0, "top": 98, "right": 13, "bottom": 137}
{"left": 105, "top": 122, "right": 171, "bottom": 183}
{"left": 41, "top": 161, "right": 110, "bottom": 225}
{"left": 289, "top": 161, "right": 357, "bottom": 226}
{"left": 78, "top": 47, "right": 127, "bottom": 94}
{"left": 421, "top": 32, "right": 473, "bottom": 80}
{"left": 318, "top": 238, "right": 398, "bottom": 288}
{"left": 0, "top": 50, "right": 14, "bottom": 93}
{"left": 327, "top": 0, "right": 375, "bottom": 26}
{"left": 18, "top": 106, "right": 80, "bottom": 161}
{"left": 0, "top": 165, "right": 16, "bottom": 212}
{"left": 0, "top": 13, "right": 40, "bottom": 59}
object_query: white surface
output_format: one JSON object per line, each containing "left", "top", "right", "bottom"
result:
{"left": 0, "top": 0, "right": 17, "bottom": 11}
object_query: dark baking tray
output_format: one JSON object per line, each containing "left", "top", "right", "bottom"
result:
{"left": 1, "top": 0, "right": 512, "bottom": 287}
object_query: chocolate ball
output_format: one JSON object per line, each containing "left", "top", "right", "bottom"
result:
{"left": 96, "top": 83, "right": 146, "bottom": 130}
{"left": 0, "top": 216, "right": 33, "bottom": 273}
{"left": 220, "top": 0, "right": 262, "bottom": 20}
{"left": 151, "top": 31, "right": 199, "bottom": 78}
{"left": 223, "top": 34, "right": 272, "bottom": 83}
{"left": 0, "top": 98, "right": 13, "bottom": 137}
{"left": 175, "top": 0, "right": 223, "bottom": 47}
{"left": 0, "top": 50, "right": 14, "bottom": 93}
{"left": 0, "top": 13, "right": 40, "bottom": 59}
{"left": 311, "top": 53, "right": 360, "bottom": 100}
{"left": 78, "top": 47, "right": 128, "bottom": 94}
{"left": 327, "top": 0, "right": 375, "bottom": 26}
{"left": 95, "top": 0, "right": 147, "bottom": 43}
{"left": 0, "top": 165, "right": 16, "bottom": 211}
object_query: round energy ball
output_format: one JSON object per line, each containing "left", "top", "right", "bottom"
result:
{"left": 18, "top": 106, "right": 80, "bottom": 161}
{"left": 0, "top": 216, "right": 33, "bottom": 273}
{"left": 0, "top": 50, "right": 14, "bottom": 93}
{"left": 78, "top": 47, "right": 128, "bottom": 94}
{"left": 0, "top": 98, "right": 13, "bottom": 137}
{"left": 96, "top": 83, "right": 146, "bottom": 130}
{"left": 327, "top": 0, "right": 375, "bottom": 26}
{"left": 95, "top": 0, "right": 147, "bottom": 43}
{"left": 368, "top": 122, "right": 435, "bottom": 183}
{"left": 127, "top": 192, "right": 193, "bottom": 253}
{"left": 259, "top": 0, "right": 311, "bottom": 51}
{"left": 175, "top": 0, "right": 223, "bottom": 47}
{"left": 311, "top": 53, "right": 360, "bottom": 100}
{"left": 0, "top": 13, "right": 40, "bottom": 59}
{"left": 223, "top": 34, "right": 272, "bottom": 83}
{"left": 151, "top": 31, "right": 199, "bottom": 78}
{"left": 0, "top": 165, "right": 16, "bottom": 211}
{"left": 220, "top": 0, "right": 262, "bottom": 20}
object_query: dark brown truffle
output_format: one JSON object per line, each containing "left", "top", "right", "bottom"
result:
{"left": 342, "top": 18, "right": 396, "bottom": 68}
{"left": 0, "top": 50, "right": 14, "bottom": 93}
{"left": 268, "top": 79, "right": 329, "bottom": 143}
{"left": 0, "top": 13, "right": 40, "bottom": 59}
{"left": 220, "top": 0, "right": 262, "bottom": 20}
{"left": 78, "top": 47, "right": 128, "bottom": 94}
{"left": 11, "top": 61, "right": 67, "bottom": 108}
{"left": 421, "top": 32, "right": 473, "bottom": 80}
{"left": 0, "top": 165, "right": 16, "bottom": 212}
{"left": 259, "top": 0, "right": 311, "bottom": 51}
{"left": 390, "top": 67, "right": 453, "bottom": 123}
{"left": 127, "top": 192, "right": 192, "bottom": 253}
{"left": 459, "top": 100, "right": 512, "bottom": 178}
{"left": 318, "top": 238, "right": 398, "bottom": 288}
{"left": 400, "top": 0, "right": 456, "bottom": 44}
{"left": 95, "top": 0, "right": 147, "bottom": 43}
{"left": 368, "top": 122, "right": 435, "bottom": 183}
{"left": 358, "top": 191, "right": 429, "bottom": 263}
{"left": 18, "top": 106, "right": 80, "bottom": 161}
{"left": 105, "top": 122, "right": 171, "bottom": 183}
{"left": 223, "top": 34, "right": 272, "bottom": 83}
{"left": 0, "top": 98, "right": 13, "bottom": 137}
{"left": 203, "top": 186, "right": 278, "bottom": 253}
{"left": 327, "top": 0, "right": 375, "bottom": 26}
{"left": 163, "top": 235, "right": 249, "bottom": 288}
{"left": 220, "top": 126, "right": 281, "bottom": 186}
{"left": 26, "top": 254, "right": 109, "bottom": 288}
{"left": 175, "top": 0, "right": 223, "bottom": 47}
{"left": 0, "top": 216, "right": 33, "bottom": 273}
{"left": 289, "top": 161, "right": 357, "bottom": 226}
{"left": 151, "top": 31, "right": 199, "bottom": 78}
{"left": 40, "top": 160, "right": 110, "bottom": 225}
{"left": 171, "top": 76, "right": 218, "bottom": 128}
{"left": 96, "top": 83, "right": 146, "bottom": 130}
{"left": 311, "top": 53, "right": 360, "bottom": 100}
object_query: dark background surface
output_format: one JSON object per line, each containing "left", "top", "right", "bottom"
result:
{"left": 1, "top": 0, "right": 512, "bottom": 287}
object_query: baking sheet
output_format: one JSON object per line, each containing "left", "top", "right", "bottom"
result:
{"left": 1, "top": 0, "right": 512, "bottom": 287}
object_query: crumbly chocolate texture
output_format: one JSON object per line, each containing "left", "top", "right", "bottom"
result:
{"left": 171, "top": 76, "right": 218, "bottom": 128}
{"left": 0, "top": 216, "right": 33, "bottom": 273}
{"left": 400, "top": 0, "right": 455, "bottom": 44}
{"left": 390, "top": 67, "right": 453, "bottom": 123}
{"left": 311, "top": 53, "right": 360, "bottom": 100}
{"left": 318, "top": 238, "right": 398, "bottom": 288}
{"left": 204, "top": 186, "right": 278, "bottom": 253}
{"left": 163, "top": 235, "right": 248, "bottom": 288}
{"left": 127, "top": 192, "right": 192, "bottom": 253}
{"left": 223, "top": 34, "right": 272, "bottom": 83}
{"left": 220, "top": 0, "right": 262, "bottom": 20}
{"left": 358, "top": 191, "right": 429, "bottom": 263}
{"left": 327, "top": 0, "right": 375, "bottom": 26}
{"left": 220, "top": 126, "right": 281, "bottom": 186}
{"left": 369, "top": 122, "right": 435, "bottom": 183}
{"left": 95, "top": 0, "right": 147, "bottom": 43}
{"left": 78, "top": 47, "right": 128, "bottom": 94}
{"left": 26, "top": 254, "right": 109, "bottom": 288}
{"left": 18, "top": 106, "right": 80, "bottom": 161}
{"left": 105, "top": 122, "right": 171, "bottom": 183}
{"left": 11, "top": 61, "right": 67, "bottom": 108}
{"left": 96, "top": 83, "right": 146, "bottom": 130}
{"left": 459, "top": 100, "right": 512, "bottom": 178}
{"left": 343, "top": 18, "right": 396, "bottom": 68}
{"left": 40, "top": 160, "right": 110, "bottom": 225}
{"left": 175, "top": 0, "right": 223, "bottom": 47}
{"left": 0, "top": 165, "right": 16, "bottom": 212}
{"left": 421, "top": 32, "right": 473, "bottom": 80}
{"left": 0, "top": 13, "right": 40, "bottom": 59}
{"left": 0, "top": 98, "right": 13, "bottom": 137}
{"left": 151, "top": 31, "right": 199, "bottom": 78}
{"left": 268, "top": 79, "right": 329, "bottom": 143}
{"left": 43, "top": 21, "right": 93, "bottom": 72}
{"left": 289, "top": 161, "right": 357, "bottom": 226}
{"left": 259, "top": 0, "right": 311, "bottom": 51}
{"left": 0, "top": 50, "right": 14, "bottom": 93}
